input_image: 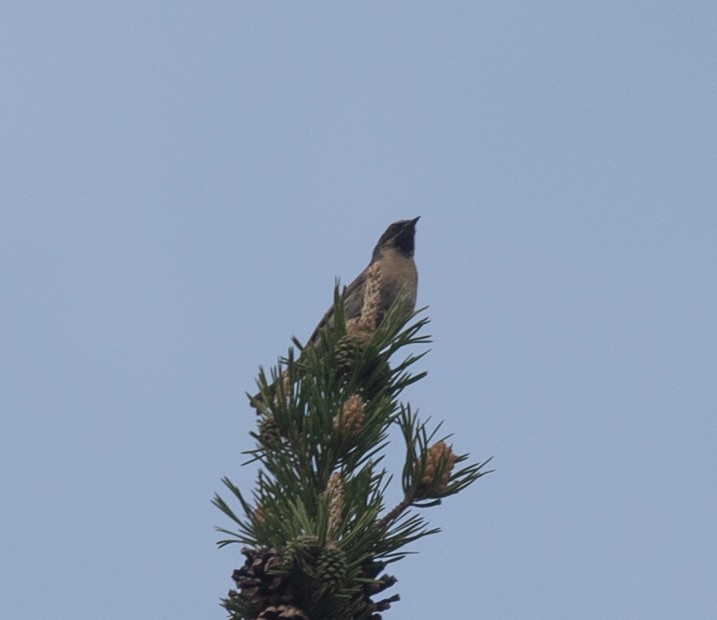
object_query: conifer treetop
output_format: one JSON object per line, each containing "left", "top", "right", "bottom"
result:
{"left": 214, "top": 286, "right": 492, "bottom": 620}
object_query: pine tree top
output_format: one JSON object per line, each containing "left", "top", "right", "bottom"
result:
{"left": 214, "top": 286, "right": 492, "bottom": 620}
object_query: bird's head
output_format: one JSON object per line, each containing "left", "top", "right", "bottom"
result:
{"left": 372, "top": 217, "right": 420, "bottom": 261}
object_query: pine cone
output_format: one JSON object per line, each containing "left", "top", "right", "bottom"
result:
{"left": 415, "top": 441, "right": 457, "bottom": 499}
{"left": 258, "top": 417, "right": 282, "bottom": 450}
{"left": 284, "top": 534, "right": 321, "bottom": 572}
{"left": 334, "top": 333, "right": 370, "bottom": 381}
{"left": 226, "top": 547, "right": 295, "bottom": 618}
{"left": 333, "top": 394, "right": 365, "bottom": 439}
{"left": 334, "top": 334, "right": 391, "bottom": 400}
{"left": 317, "top": 543, "right": 347, "bottom": 590}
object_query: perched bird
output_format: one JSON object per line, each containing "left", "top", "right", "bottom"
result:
{"left": 252, "top": 217, "right": 419, "bottom": 408}
{"left": 306, "top": 216, "right": 420, "bottom": 346}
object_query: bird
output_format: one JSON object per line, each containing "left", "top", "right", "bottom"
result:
{"left": 307, "top": 216, "right": 420, "bottom": 344}
{"left": 251, "top": 217, "right": 419, "bottom": 409}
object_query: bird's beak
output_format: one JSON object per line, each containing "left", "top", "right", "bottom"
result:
{"left": 410, "top": 216, "right": 420, "bottom": 227}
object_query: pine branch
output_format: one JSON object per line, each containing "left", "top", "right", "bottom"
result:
{"left": 215, "top": 286, "right": 491, "bottom": 619}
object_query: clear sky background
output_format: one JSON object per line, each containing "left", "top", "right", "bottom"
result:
{"left": 2, "top": 3, "right": 715, "bottom": 619}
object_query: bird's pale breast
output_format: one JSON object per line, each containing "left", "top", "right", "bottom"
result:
{"left": 378, "top": 247, "right": 418, "bottom": 320}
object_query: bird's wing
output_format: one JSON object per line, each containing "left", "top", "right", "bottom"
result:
{"left": 306, "top": 266, "right": 367, "bottom": 346}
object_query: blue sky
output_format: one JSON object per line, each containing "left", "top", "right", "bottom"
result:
{"left": 2, "top": 3, "right": 716, "bottom": 619}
